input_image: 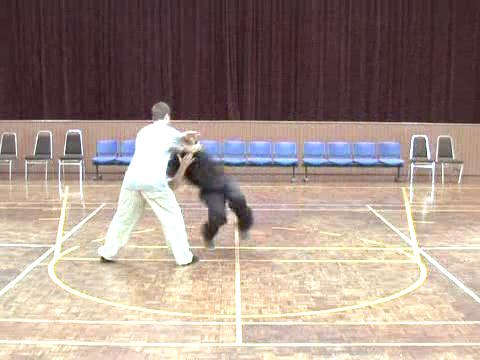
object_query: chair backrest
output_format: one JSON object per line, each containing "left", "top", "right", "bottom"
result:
{"left": 436, "top": 135, "right": 455, "bottom": 161}
{"left": 353, "top": 142, "right": 376, "bottom": 158}
{"left": 200, "top": 140, "right": 221, "bottom": 156}
{"left": 0, "top": 132, "right": 17, "bottom": 157}
{"left": 223, "top": 140, "right": 246, "bottom": 157}
{"left": 248, "top": 141, "right": 272, "bottom": 157}
{"left": 303, "top": 142, "right": 326, "bottom": 157}
{"left": 410, "top": 135, "right": 430, "bottom": 160}
{"left": 96, "top": 140, "right": 118, "bottom": 156}
{"left": 274, "top": 142, "right": 297, "bottom": 158}
{"left": 378, "top": 142, "right": 401, "bottom": 158}
{"left": 34, "top": 131, "right": 53, "bottom": 158}
{"left": 327, "top": 142, "right": 351, "bottom": 158}
{"left": 64, "top": 129, "right": 83, "bottom": 156}
{"left": 120, "top": 139, "right": 135, "bottom": 156}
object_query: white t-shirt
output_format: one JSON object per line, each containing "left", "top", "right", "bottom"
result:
{"left": 123, "top": 121, "right": 182, "bottom": 191}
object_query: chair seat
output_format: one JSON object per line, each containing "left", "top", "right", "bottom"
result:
{"left": 437, "top": 158, "right": 463, "bottom": 164}
{"left": 25, "top": 155, "right": 51, "bottom": 160}
{"left": 116, "top": 156, "right": 133, "bottom": 165}
{"left": 379, "top": 158, "right": 404, "bottom": 166}
{"left": 248, "top": 157, "right": 273, "bottom": 166}
{"left": 329, "top": 158, "right": 353, "bottom": 166}
{"left": 303, "top": 157, "right": 329, "bottom": 166}
{"left": 92, "top": 156, "right": 117, "bottom": 165}
{"left": 273, "top": 158, "right": 298, "bottom": 166}
{"left": 223, "top": 157, "right": 247, "bottom": 166}
{"left": 0, "top": 155, "right": 17, "bottom": 160}
{"left": 353, "top": 158, "right": 379, "bottom": 166}
{"left": 60, "top": 155, "right": 84, "bottom": 161}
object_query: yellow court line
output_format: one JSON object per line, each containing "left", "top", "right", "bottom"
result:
{"left": 1, "top": 318, "right": 478, "bottom": 326}
{"left": 53, "top": 186, "right": 69, "bottom": 259}
{"left": 60, "top": 257, "right": 415, "bottom": 264}
{"left": 359, "top": 238, "right": 415, "bottom": 261}
{"left": 317, "top": 231, "right": 342, "bottom": 236}
{"left": 48, "top": 245, "right": 427, "bottom": 319}
{"left": 271, "top": 227, "right": 297, "bottom": 231}
{"left": 127, "top": 245, "right": 412, "bottom": 251}
{"left": 2, "top": 339, "right": 478, "bottom": 348}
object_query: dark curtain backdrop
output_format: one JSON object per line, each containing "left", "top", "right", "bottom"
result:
{"left": 1, "top": 0, "right": 479, "bottom": 122}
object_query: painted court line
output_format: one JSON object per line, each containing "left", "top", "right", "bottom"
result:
{"left": 0, "top": 339, "right": 479, "bottom": 348}
{"left": 60, "top": 257, "right": 415, "bottom": 264}
{"left": 367, "top": 204, "right": 480, "bottom": 305}
{"left": 234, "top": 226, "right": 242, "bottom": 345}
{"left": 0, "top": 244, "right": 53, "bottom": 248}
{"left": 0, "top": 318, "right": 479, "bottom": 326}
{"left": 0, "top": 202, "right": 106, "bottom": 299}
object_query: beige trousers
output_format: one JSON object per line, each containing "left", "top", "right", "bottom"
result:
{"left": 99, "top": 185, "right": 193, "bottom": 265}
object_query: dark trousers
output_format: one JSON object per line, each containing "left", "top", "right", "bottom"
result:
{"left": 200, "top": 180, "right": 253, "bottom": 241}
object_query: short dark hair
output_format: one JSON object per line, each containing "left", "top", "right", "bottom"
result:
{"left": 151, "top": 102, "right": 171, "bottom": 121}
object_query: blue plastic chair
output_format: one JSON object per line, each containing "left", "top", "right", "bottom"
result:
{"left": 92, "top": 140, "right": 117, "bottom": 179}
{"left": 273, "top": 142, "right": 298, "bottom": 181}
{"left": 200, "top": 140, "right": 222, "bottom": 162}
{"left": 248, "top": 141, "right": 273, "bottom": 166}
{"left": 353, "top": 142, "right": 379, "bottom": 166}
{"left": 302, "top": 142, "right": 329, "bottom": 181}
{"left": 116, "top": 139, "right": 135, "bottom": 165}
{"left": 223, "top": 140, "right": 247, "bottom": 166}
{"left": 327, "top": 142, "right": 353, "bottom": 166}
{"left": 303, "top": 142, "right": 329, "bottom": 166}
{"left": 379, "top": 141, "right": 404, "bottom": 180}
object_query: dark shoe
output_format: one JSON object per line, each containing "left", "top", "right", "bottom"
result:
{"left": 204, "top": 238, "right": 215, "bottom": 250}
{"left": 202, "top": 223, "right": 216, "bottom": 250}
{"left": 182, "top": 255, "right": 199, "bottom": 266}
{"left": 100, "top": 256, "right": 115, "bottom": 263}
{"left": 239, "top": 229, "right": 250, "bottom": 241}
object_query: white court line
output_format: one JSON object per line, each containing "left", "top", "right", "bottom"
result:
{"left": 0, "top": 203, "right": 106, "bottom": 299}
{"left": 367, "top": 205, "right": 480, "bottom": 305}
{"left": 60, "top": 257, "right": 415, "bottom": 264}
{"left": 0, "top": 318, "right": 478, "bottom": 326}
{"left": 0, "top": 339, "right": 479, "bottom": 348}
{"left": 0, "top": 244, "right": 53, "bottom": 248}
{"left": 234, "top": 226, "right": 242, "bottom": 345}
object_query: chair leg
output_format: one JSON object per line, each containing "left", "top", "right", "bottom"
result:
{"left": 8, "top": 160, "right": 12, "bottom": 181}
{"left": 395, "top": 166, "right": 400, "bottom": 182}
{"left": 441, "top": 163, "right": 445, "bottom": 185}
{"left": 431, "top": 164, "right": 435, "bottom": 193}
{"left": 304, "top": 166, "right": 308, "bottom": 182}
{"left": 409, "top": 163, "right": 414, "bottom": 188}
{"left": 291, "top": 166, "right": 296, "bottom": 182}
{"left": 458, "top": 164, "right": 464, "bottom": 184}
{"left": 79, "top": 162, "right": 83, "bottom": 199}
{"left": 25, "top": 161, "right": 28, "bottom": 181}
{"left": 45, "top": 161, "right": 48, "bottom": 181}
{"left": 58, "top": 161, "right": 63, "bottom": 197}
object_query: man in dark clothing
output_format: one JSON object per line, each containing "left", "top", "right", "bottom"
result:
{"left": 167, "top": 150, "right": 253, "bottom": 249}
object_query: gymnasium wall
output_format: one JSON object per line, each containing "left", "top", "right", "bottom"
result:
{"left": 1, "top": 120, "right": 478, "bottom": 177}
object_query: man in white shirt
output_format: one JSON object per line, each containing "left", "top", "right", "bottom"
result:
{"left": 98, "top": 102, "right": 201, "bottom": 266}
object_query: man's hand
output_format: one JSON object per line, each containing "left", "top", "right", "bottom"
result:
{"left": 178, "top": 152, "right": 195, "bottom": 172}
{"left": 181, "top": 131, "right": 200, "bottom": 145}
{"left": 168, "top": 153, "right": 195, "bottom": 191}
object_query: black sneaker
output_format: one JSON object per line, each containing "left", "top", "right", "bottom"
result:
{"left": 201, "top": 224, "right": 216, "bottom": 250}
{"left": 182, "top": 255, "right": 199, "bottom": 266}
{"left": 100, "top": 256, "right": 115, "bottom": 263}
{"left": 239, "top": 229, "right": 250, "bottom": 241}
{"left": 204, "top": 238, "right": 215, "bottom": 250}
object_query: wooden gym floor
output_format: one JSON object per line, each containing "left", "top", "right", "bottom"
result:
{"left": 0, "top": 175, "right": 479, "bottom": 359}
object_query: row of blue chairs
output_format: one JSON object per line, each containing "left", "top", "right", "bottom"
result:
{"left": 92, "top": 139, "right": 135, "bottom": 179}
{"left": 92, "top": 139, "right": 404, "bottom": 181}
{"left": 200, "top": 140, "right": 404, "bottom": 180}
